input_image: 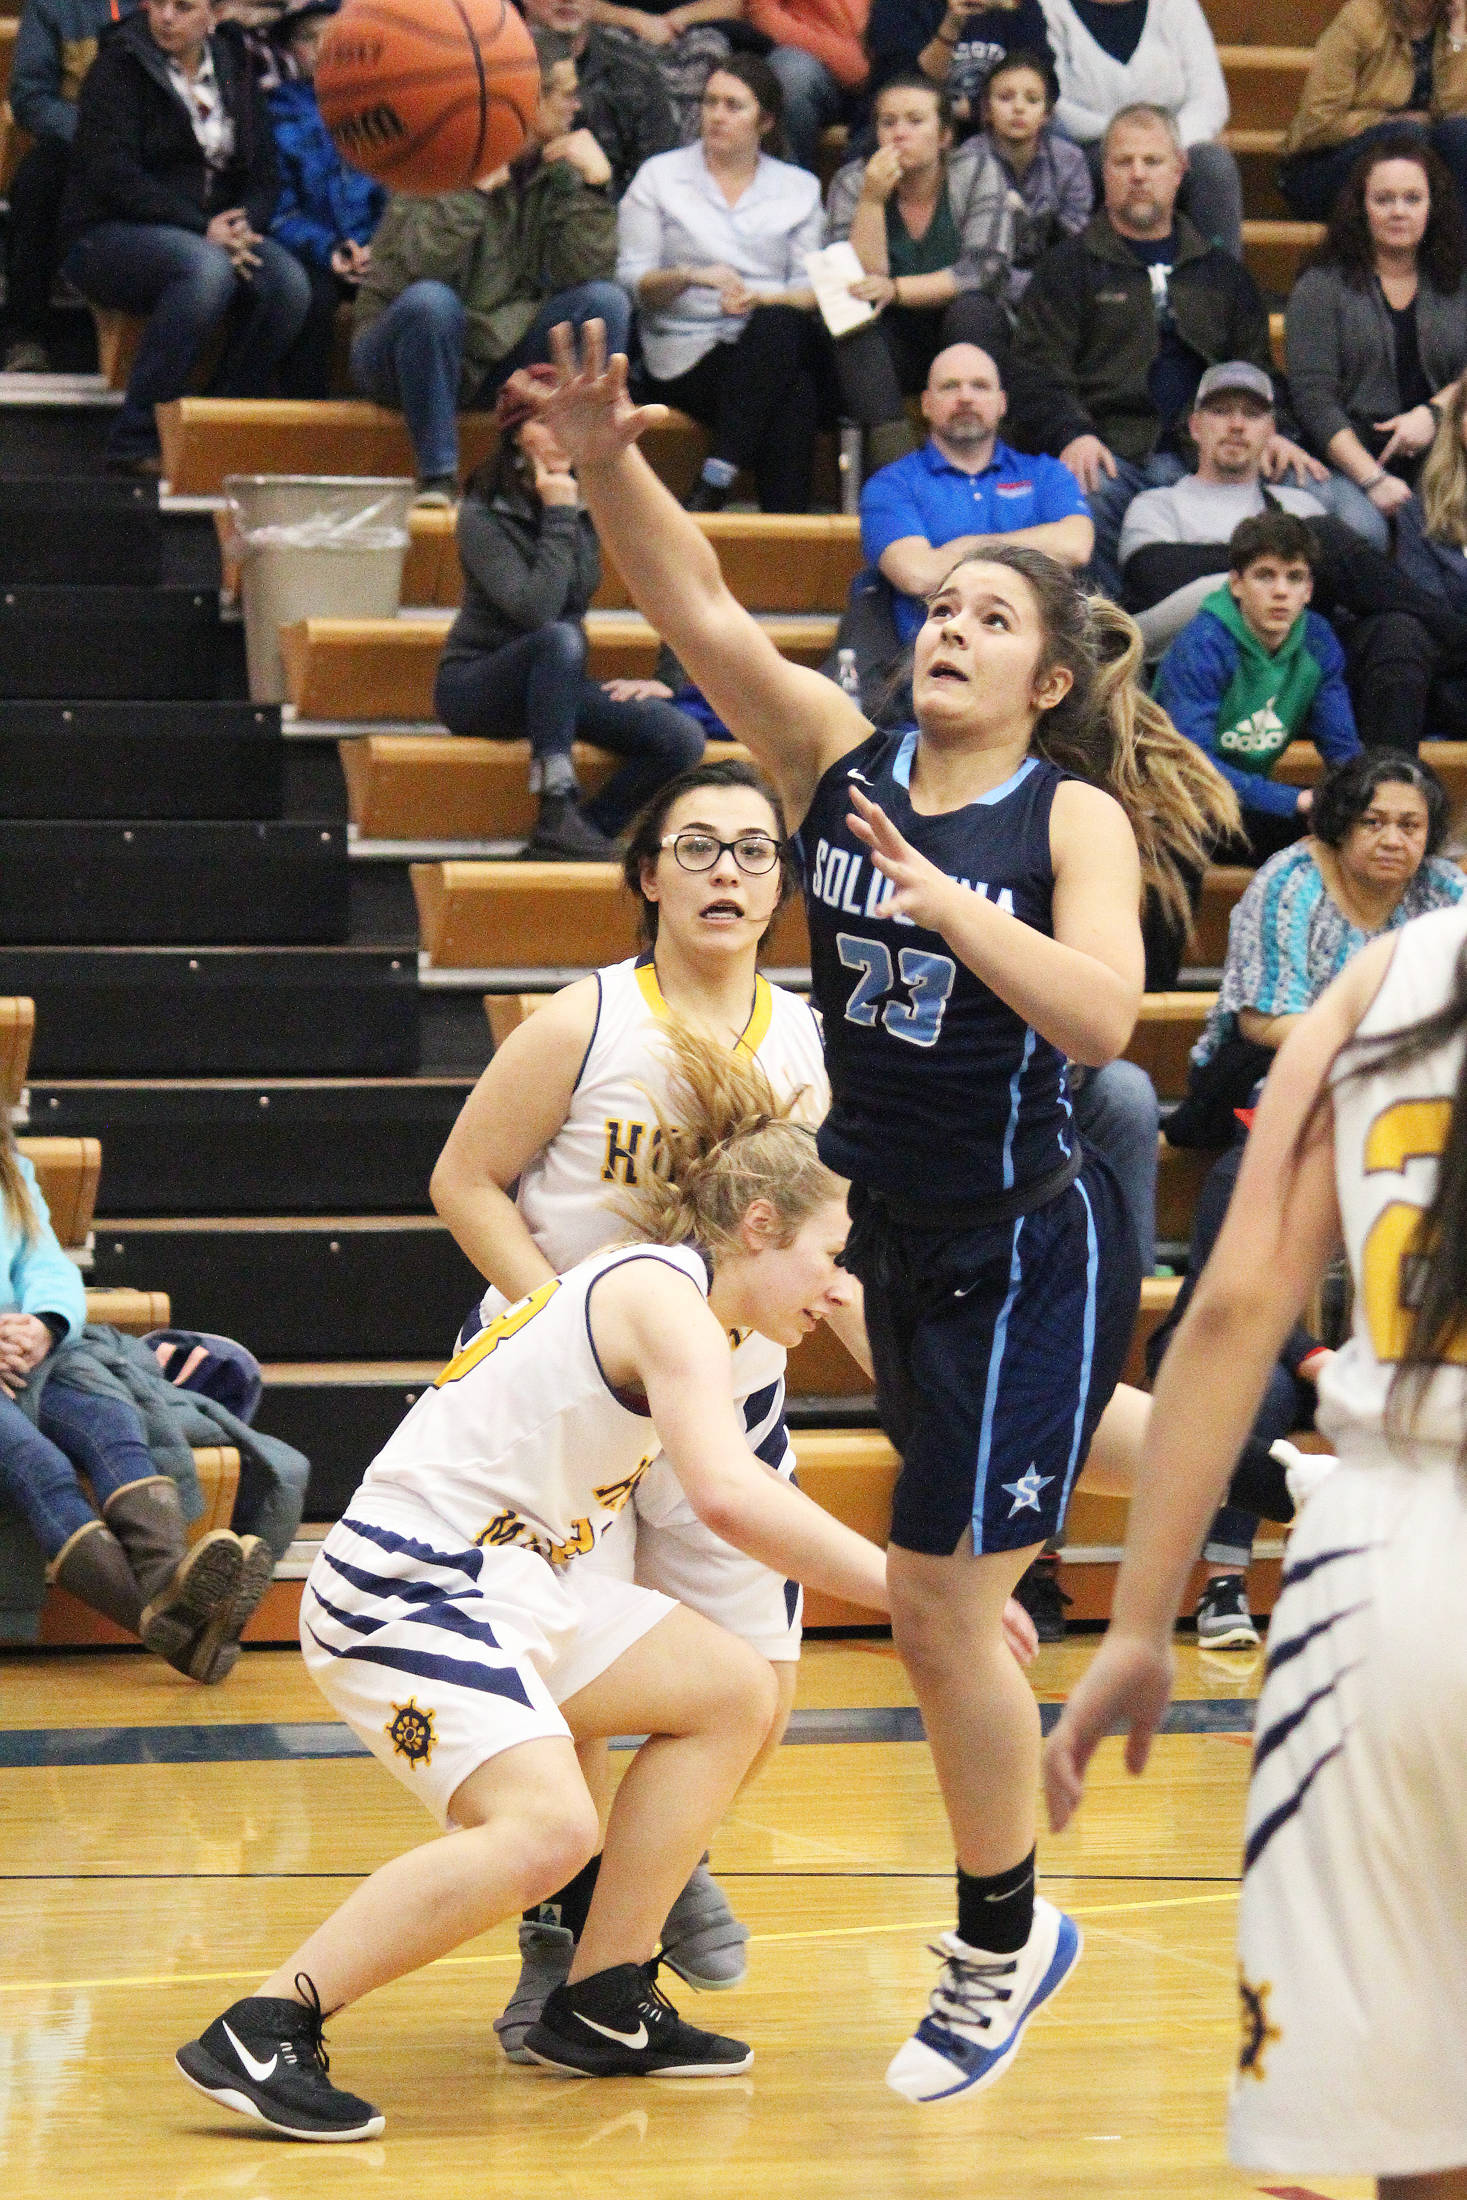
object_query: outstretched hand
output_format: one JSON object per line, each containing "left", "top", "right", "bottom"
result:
{"left": 503, "top": 321, "right": 668, "bottom": 476}
{"left": 1041, "top": 1629, "right": 1175, "bottom": 1832}
{"left": 846, "top": 786, "right": 956, "bottom": 933}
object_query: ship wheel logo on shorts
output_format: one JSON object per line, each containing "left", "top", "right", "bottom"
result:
{"left": 385, "top": 1697, "right": 437, "bottom": 1770}
{"left": 1236, "top": 1967, "right": 1280, "bottom": 2080}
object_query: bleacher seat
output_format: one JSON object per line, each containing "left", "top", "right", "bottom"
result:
{"left": 415, "top": 859, "right": 811, "bottom": 971}
{"left": 18, "top": 1134, "right": 100, "bottom": 1247}
{"left": 1, "top": 996, "right": 34, "bottom": 1108}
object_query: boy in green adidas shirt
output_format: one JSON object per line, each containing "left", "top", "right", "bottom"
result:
{"left": 1154, "top": 510, "right": 1362, "bottom": 863}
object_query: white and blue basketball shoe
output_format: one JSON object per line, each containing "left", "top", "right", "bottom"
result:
{"left": 885, "top": 1897, "right": 1082, "bottom": 2104}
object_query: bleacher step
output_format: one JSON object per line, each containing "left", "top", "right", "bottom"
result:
{"left": 0, "top": 583, "right": 226, "bottom": 700}
{"left": 0, "top": 700, "right": 283, "bottom": 819}
{"left": 0, "top": 821, "right": 348, "bottom": 945}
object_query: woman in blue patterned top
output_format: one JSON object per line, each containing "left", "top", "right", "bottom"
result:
{"left": 1193, "top": 749, "right": 1463, "bottom": 1076}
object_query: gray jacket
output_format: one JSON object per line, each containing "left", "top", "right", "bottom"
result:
{"left": 441, "top": 490, "right": 602, "bottom": 663}
{"left": 1285, "top": 261, "right": 1467, "bottom": 455}
{"left": 825, "top": 137, "right": 1016, "bottom": 295}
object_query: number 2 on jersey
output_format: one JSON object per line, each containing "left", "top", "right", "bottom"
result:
{"left": 1360, "top": 1097, "right": 1467, "bottom": 1364}
{"left": 837, "top": 934, "right": 956, "bottom": 1049}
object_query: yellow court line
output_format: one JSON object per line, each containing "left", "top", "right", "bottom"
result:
{"left": 0, "top": 1889, "right": 1239, "bottom": 1999}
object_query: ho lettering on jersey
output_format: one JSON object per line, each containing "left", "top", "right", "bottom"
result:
{"left": 809, "top": 836, "right": 1015, "bottom": 920}
{"left": 474, "top": 1453, "right": 656, "bottom": 1568}
{"left": 601, "top": 1116, "right": 663, "bottom": 1187}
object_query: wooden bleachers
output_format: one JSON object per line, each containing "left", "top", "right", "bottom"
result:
{"left": 283, "top": 611, "right": 837, "bottom": 721}
{"left": 1124, "top": 992, "right": 1214, "bottom": 1100}
{"left": 415, "top": 858, "right": 812, "bottom": 970}
{"left": 1, "top": 996, "right": 34, "bottom": 1110}
{"left": 18, "top": 1135, "right": 100, "bottom": 1250}
{"left": 344, "top": 734, "right": 628, "bottom": 840}
{"left": 84, "top": 1288, "right": 172, "bottom": 1335}
{"left": 38, "top": 1443, "right": 244, "bottom": 1646}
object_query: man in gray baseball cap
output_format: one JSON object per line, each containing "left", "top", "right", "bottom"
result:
{"left": 1118, "top": 358, "right": 1329, "bottom": 651}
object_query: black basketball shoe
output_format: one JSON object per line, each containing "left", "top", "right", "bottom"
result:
{"left": 176, "top": 1974, "right": 384, "bottom": 2140}
{"left": 524, "top": 1960, "right": 753, "bottom": 2077}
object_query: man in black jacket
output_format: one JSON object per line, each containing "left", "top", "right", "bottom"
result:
{"left": 1007, "top": 103, "right": 1323, "bottom": 596}
{"left": 59, "top": 0, "right": 309, "bottom": 470}
{"left": 521, "top": 0, "right": 679, "bottom": 200}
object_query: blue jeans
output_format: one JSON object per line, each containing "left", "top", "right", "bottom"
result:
{"left": 66, "top": 222, "right": 311, "bottom": 459}
{"left": 1279, "top": 116, "right": 1467, "bottom": 223}
{"left": 1072, "top": 1057, "right": 1159, "bottom": 1279}
{"left": 1085, "top": 451, "right": 1189, "bottom": 598}
{"left": 0, "top": 1380, "right": 156, "bottom": 1560}
{"left": 766, "top": 45, "right": 853, "bottom": 172}
{"left": 434, "top": 621, "right": 704, "bottom": 831}
{"left": 351, "top": 278, "right": 632, "bottom": 482}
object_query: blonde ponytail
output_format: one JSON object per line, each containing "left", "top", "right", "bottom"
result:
{"left": 940, "top": 546, "right": 1241, "bottom": 936}
{"left": 0, "top": 1121, "right": 38, "bottom": 1244}
{"left": 616, "top": 1014, "right": 844, "bottom": 1257}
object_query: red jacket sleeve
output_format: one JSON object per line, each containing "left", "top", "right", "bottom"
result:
{"left": 745, "top": 0, "right": 870, "bottom": 90}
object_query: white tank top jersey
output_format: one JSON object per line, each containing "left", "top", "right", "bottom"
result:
{"left": 1317, "top": 901, "right": 1467, "bottom": 1467}
{"left": 363, "top": 1242, "right": 711, "bottom": 1558}
{"left": 486, "top": 955, "right": 830, "bottom": 1403}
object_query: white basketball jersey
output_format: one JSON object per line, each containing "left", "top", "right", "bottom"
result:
{"left": 485, "top": 955, "right": 829, "bottom": 1404}
{"left": 364, "top": 1242, "right": 710, "bottom": 1558}
{"left": 1317, "top": 901, "right": 1467, "bottom": 1467}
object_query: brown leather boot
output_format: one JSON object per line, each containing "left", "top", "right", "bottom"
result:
{"left": 47, "top": 1518, "right": 144, "bottom": 1633}
{"left": 102, "top": 1475, "right": 243, "bottom": 1667}
{"left": 185, "top": 1533, "right": 276, "bottom": 1684}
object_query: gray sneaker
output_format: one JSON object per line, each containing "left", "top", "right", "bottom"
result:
{"left": 494, "top": 1920, "right": 575, "bottom": 2063}
{"left": 1194, "top": 1573, "right": 1261, "bottom": 1650}
{"left": 659, "top": 1861, "right": 749, "bottom": 1991}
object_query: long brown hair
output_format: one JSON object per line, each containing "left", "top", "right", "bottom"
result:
{"left": 1312, "top": 129, "right": 1467, "bottom": 293}
{"left": 617, "top": 1014, "right": 841, "bottom": 1260}
{"left": 0, "top": 1120, "right": 38, "bottom": 1243}
{"left": 1419, "top": 374, "right": 1467, "bottom": 543}
{"left": 938, "top": 545, "right": 1241, "bottom": 932}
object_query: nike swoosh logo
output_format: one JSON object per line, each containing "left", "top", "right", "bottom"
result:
{"left": 222, "top": 2022, "right": 279, "bottom": 2083}
{"left": 578, "top": 2014, "right": 649, "bottom": 2050}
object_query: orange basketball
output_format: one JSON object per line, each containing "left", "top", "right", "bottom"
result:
{"left": 316, "top": 0, "right": 540, "bottom": 195}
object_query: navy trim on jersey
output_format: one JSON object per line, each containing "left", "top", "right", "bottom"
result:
{"left": 569, "top": 968, "right": 603, "bottom": 1097}
{"left": 1250, "top": 1665, "right": 1363, "bottom": 1777}
{"left": 582, "top": 1248, "right": 708, "bottom": 1415}
{"left": 302, "top": 1625, "right": 535, "bottom": 1708}
{"left": 319, "top": 1548, "right": 474, "bottom": 1608}
{"left": 1242, "top": 1738, "right": 1348, "bottom": 1875}
{"left": 338, "top": 1514, "right": 484, "bottom": 1581}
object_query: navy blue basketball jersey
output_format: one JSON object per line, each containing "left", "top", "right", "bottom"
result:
{"left": 797, "top": 730, "right": 1074, "bottom": 1204}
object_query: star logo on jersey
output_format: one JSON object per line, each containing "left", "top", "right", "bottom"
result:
{"left": 1237, "top": 1967, "right": 1281, "bottom": 2081}
{"left": 385, "top": 1697, "right": 436, "bottom": 1771}
{"left": 1001, "top": 1464, "right": 1052, "bottom": 1517}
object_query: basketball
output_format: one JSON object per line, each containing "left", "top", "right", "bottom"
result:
{"left": 316, "top": 0, "right": 540, "bottom": 195}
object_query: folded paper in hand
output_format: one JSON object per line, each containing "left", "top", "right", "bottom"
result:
{"left": 804, "top": 243, "right": 878, "bottom": 338}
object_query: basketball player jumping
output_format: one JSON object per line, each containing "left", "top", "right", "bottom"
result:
{"left": 1048, "top": 906, "right": 1467, "bottom": 2200}
{"left": 515, "top": 322, "right": 1234, "bottom": 2104}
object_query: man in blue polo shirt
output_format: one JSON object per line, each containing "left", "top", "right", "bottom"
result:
{"left": 860, "top": 341, "right": 1094, "bottom": 647}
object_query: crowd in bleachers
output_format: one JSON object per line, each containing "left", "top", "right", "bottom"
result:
{"left": 4, "top": 0, "right": 1467, "bottom": 1660}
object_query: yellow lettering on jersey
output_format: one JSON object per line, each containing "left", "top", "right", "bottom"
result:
{"left": 546, "top": 1516, "right": 595, "bottom": 1567}
{"left": 594, "top": 1453, "right": 654, "bottom": 1516}
{"left": 476, "top": 1509, "right": 533, "bottom": 1550}
{"left": 435, "top": 1278, "right": 561, "bottom": 1387}
{"left": 1360, "top": 1097, "right": 1466, "bottom": 1364}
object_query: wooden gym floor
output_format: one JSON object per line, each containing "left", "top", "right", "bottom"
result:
{"left": 0, "top": 1637, "right": 1369, "bottom": 2200}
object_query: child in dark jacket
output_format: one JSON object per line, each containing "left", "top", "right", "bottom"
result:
{"left": 267, "top": 0, "right": 384, "bottom": 397}
{"left": 1154, "top": 510, "right": 1362, "bottom": 864}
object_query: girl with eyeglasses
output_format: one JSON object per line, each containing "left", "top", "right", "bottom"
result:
{"left": 431, "top": 753, "right": 1040, "bottom": 2056}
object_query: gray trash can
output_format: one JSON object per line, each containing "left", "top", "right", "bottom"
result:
{"left": 225, "top": 475, "right": 414, "bottom": 705}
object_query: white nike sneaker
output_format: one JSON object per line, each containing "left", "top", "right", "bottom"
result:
{"left": 885, "top": 1897, "right": 1081, "bottom": 2105}
{"left": 1270, "top": 1438, "right": 1339, "bottom": 1515}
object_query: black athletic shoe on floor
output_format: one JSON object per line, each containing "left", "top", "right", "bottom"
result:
{"left": 1013, "top": 1554, "right": 1071, "bottom": 1645}
{"left": 524, "top": 1960, "right": 753, "bottom": 2077}
{"left": 176, "top": 1974, "right": 384, "bottom": 2141}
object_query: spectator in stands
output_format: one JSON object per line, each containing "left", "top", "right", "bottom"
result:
{"left": 521, "top": 0, "right": 679, "bottom": 199}
{"left": 351, "top": 29, "right": 629, "bottom": 506}
{"left": 1278, "top": 0, "right": 1467, "bottom": 224}
{"left": 582, "top": 0, "right": 737, "bottom": 143}
{"left": 864, "top": 0, "right": 1055, "bottom": 137}
{"left": 978, "top": 51, "right": 1092, "bottom": 300}
{"left": 1153, "top": 511, "right": 1362, "bottom": 863}
{"left": 1286, "top": 134, "right": 1467, "bottom": 546}
{"left": 433, "top": 368, "right": 704, "bottom": 860}
{"left": 1007, "top": 104, "right": 1323, "bottom": 597}
{"left": 825, "top": 75, "right": 1014, "bottom": 472}
{"left": 617, "top": 57, "right": 825, "bottom": 512}
{"left": 59, "top": 0, "right": 310, "bottom": 475}
{"left": 855, "top": 339, "right": 1092, "bottom": 673}
{"left": 0, "top": 1121, "right": 251, "bottom": 1678}
{"left": 3, "top": 0, "right": 141, "bottom": 373}
{"left": 1040, "top": 0, "right": 1242, "bottom": 257}
{"left": 746, "top": 0, "right": 868, "bottom": 172}
{"left": 266, "top": 0, "right": 384, "bottom": 399}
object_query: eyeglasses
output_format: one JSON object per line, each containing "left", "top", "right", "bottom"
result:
{"left": 660, "top": 830, "right": 784, "bottom": 876}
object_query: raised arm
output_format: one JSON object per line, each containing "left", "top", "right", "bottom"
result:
{"left": 429, "top": 980, "right": 600, "bottom": 1301}
{"left": 521, "top": 323, "right": 869, "bottom": 828}
{"left": 592, "top": 1262, "right": 891, "bottom": 1611}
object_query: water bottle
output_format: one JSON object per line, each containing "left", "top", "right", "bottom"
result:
{"left": 836, "top": 647, "right": 861, "bottom": 701}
